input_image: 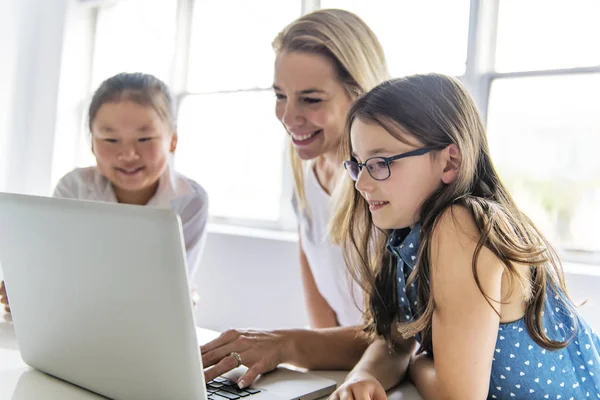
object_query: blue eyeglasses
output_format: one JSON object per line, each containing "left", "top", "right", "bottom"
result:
{"left": 343, "top": 146, "right": 445, "bottom": 181}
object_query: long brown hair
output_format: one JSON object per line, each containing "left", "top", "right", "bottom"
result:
{"left": 334, "top": 74, "right": 575, "bottom": 352}
{"left": 272, "top": 9, "right": 389, "bottom": 214}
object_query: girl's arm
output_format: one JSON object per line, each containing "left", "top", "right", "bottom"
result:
{"left": 330, "top": 336, "right": 417, "bottom": 400}
{"left": 180, "top": 188, "right": 209, "bottom": 278}
{"left": 349, "top": 335, "right": 417, "bottom": 389}
{"left": 412, "top": 205, "right": 504, "bottom": 399}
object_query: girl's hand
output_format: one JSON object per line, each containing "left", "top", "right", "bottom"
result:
{"left": 329, "top": 371, "right": 387, "bottom": 400}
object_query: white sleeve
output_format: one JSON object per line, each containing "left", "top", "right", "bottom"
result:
{"left": 52, "top": 173, "right": 78, "bottom": 198}
{"left": 178, "top": 189, "right": 209, "bottom": 279}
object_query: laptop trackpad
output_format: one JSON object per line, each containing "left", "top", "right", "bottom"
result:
{"left": 222, "top": 366, "right": 337, "bottom": 400}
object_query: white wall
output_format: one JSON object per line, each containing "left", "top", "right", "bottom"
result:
{"left": 565, "top": 269, "right": 600, "bottom": 331}
{"left": 0, "top": 0, "right": 69, "bottom": 195}
{"left": 50, "top": 3, "right": 96, "bottom": 188}
{"left": 193, "top": 232, "right": 308, "bottom": 331}
{"left": 0, "top": 0, "right": 20, "bottom": 192}
{"left": 194, "top": 233, "right": 600, "bottom": 332}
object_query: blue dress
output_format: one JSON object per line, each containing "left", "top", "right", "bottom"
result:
{"left": 388, "top": 225, "right": 600, "bottom": 399}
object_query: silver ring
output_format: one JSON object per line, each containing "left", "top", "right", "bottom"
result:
{"left": 230, "top": 351, "right": 243, "bottom": 368}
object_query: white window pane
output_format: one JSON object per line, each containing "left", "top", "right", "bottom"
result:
{"left": 187, "top": 0, "right": 300, "bottom": 92}
{"left": 320, "top": 0, "right": 470, "bottom": 77}
{"left": 51, "top": 100, "right": 96, "bottom": 190}
{"left": 176, "top": 91, "right": 286, "bottom": 221}
{"left": 496, "top": 0, "right": 600, "bottom": 72}
{"left": 487, "top": 75, "right": 600, "bottom": 254}
{"left": 92, "top": 0, "right": 177, "bottom": 88}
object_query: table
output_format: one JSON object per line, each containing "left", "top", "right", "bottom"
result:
{"left": 0, "top": 314, "right": 421, "bottom": 399}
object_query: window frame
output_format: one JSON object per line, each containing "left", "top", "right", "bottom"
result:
{"left": 168, "top": 0, "right": 312, "bottom": 231}
{"left": 463, "top": 0, "right": 600, "bottom": 264}
{"left": 83, "top": 0, "right": 600, "bottom": 263}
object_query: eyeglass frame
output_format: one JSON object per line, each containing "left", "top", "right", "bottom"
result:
{"left": 343, "top": 146, "right": 446, "bottom": 182}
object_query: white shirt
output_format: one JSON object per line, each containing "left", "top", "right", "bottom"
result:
{"left": 294, "top": 163, "right": 363, "bottom": 327}
{"left": 53, "top": 166, "right": 209, "bottom": 278}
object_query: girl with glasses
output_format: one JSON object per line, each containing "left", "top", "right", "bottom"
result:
{"left": 328, "top": 73, "right": 600, "bottom": 399}
{"left": 200, "top": 9, "right": 417, "bottom": 391}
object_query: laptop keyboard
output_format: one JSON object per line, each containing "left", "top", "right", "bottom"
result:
{"left": 206, "top": 377, "right": 261, "bottom": 399}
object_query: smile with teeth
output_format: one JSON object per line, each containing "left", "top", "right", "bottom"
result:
{"left": 368, "top": 200, "right": 389, "bottom": 211}
{"left": 291, "top": 130, "right": 321, "bottom": 142}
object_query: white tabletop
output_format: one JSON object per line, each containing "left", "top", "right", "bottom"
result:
{"left": 0, "top": 313, "right": 420, "bottom": 400}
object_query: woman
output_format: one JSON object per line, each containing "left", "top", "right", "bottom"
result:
{"left": 200, "top": 9, "right": 416, "bottom": 390}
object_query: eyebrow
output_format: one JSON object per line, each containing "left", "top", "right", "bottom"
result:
{"left": 136, "top": 124, "right": 153, "bottom": 132}
{"left": 97, "top": 126, "right": 115, "bottom": 133}
{"left": 96, "top": 125, "right": 155, "bottom": 134}
{"left": 272, "top": 85, "right": 327, "bottom": 95}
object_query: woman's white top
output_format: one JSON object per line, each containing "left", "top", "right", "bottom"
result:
{"left": 53, "top": 166, "right": 209, "bottom": 278}
{"left": 294, "top": 163, "right": 363, "bottom": 327}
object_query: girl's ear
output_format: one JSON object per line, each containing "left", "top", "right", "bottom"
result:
{"left": 169, "top": 133, "right": 178, "bottom": 153}
{"left": 441, "top": 144, "right": 461, "bottom": 184}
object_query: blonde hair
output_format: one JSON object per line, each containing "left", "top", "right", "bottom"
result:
{"left": 337, "top": 74, "right": 575, "bottom": 351}
{"left": 272, "top": 9, "right": 390, "bottom": 214}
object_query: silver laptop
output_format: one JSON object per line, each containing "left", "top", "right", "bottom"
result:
{"left": 0, "top": 193, "right": 336, "bottom": 400}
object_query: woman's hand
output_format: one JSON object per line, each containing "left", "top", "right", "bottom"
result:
{"left": 329, "top": 371, "right": 387, "bottom": 400}
{"left": 0, "top": 281, "right": 10, "bottom": 314}
{"left": 201, "top": 329, "right": 291, "bottom": 388}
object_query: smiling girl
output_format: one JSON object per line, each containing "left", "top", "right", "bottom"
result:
{"left": 54, "top": 72, "right": 208, "bottom": 280}
{"left": 329, "top": 74, "right": 600, "bottom": 399}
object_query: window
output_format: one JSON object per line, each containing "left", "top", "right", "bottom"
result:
{"left": 484, "top": 1, "right": 600, "bottom": 259}
{"left": 319, "top": 0, "right": 600, "bottom": 260}
{"left": 91, "top": 0, "right": 178, "bottom": 88}
{"left": 495, "top": 0, "right": 600, "bottom": 72}
{"left": 186, "top": 0, "right": 300, "bottom": 92}
{"left": 177, "top": 0, "right": 300, "bottom": 223}
{"left": 320, "top": 0, "right": 471, "bottom": 77}
{"left": 176, "top": 91, "right": 286, "bottom": 222}
{"left": 79, "top": 0, "right": 301, "bottom": 226}
{"left": 58, "top": 0, "right": 600, "bottom": 262}
{"left": 487, "top": 74, "right": 600, "bottom": 253}
{"left": 52, "top": 0, "right": 180, "bottom": 189}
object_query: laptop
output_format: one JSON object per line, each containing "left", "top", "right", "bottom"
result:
{"left": 11, "top": 369, "right": 108, "bottom": 400}
{"left": 0, "top": 193, "right": 336, "bottom": 400}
